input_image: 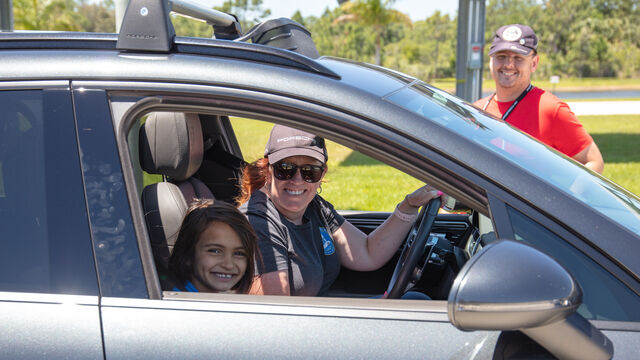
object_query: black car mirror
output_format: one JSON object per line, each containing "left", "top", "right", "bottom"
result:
{"left": 447, "top": 240, "right": 613, "bottom": 360}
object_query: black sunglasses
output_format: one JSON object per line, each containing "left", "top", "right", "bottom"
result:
{"left": 272, "top": 161, "right": 325, "bottom": 183}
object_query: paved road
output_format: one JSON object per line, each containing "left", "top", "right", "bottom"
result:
{"left": 566, "top": 101, "right": 640, "bottom": 116}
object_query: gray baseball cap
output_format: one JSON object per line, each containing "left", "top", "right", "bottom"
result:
{"left": 489, "top": 24, "right": 538, "bottom": 56}
{"left": 264, "top": 124, "right": 328, "bottom": 164}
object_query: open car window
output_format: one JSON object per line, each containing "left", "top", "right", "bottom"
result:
{"left": 117, "top": 96, "right": 639, "bottom": 328}
{"left": 230, "top": 116, "right": 430, "bottom": 212}
{"left": 125, "top": 107, "right": 481, "bottom": 302}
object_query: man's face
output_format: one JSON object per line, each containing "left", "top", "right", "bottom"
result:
{"left": 489, "top": 50, "right": 539, "bottom": 92}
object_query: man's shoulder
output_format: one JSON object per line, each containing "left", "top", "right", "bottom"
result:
{"left": 532, "top": 86, "right": 574, "bottom": 115}
{"left": 533, "top": 86, "right": 562, "bottom": 104}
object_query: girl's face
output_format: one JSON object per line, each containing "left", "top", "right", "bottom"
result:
{"left": 190, "top": 221, "right": 248, "bottom": 293}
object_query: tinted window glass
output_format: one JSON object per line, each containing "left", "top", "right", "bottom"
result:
{"left": 507, "top": 206, "right": 639, "bottom": 321}
{"left": 387, "top": 81, "right": 640, "bottom": 235}
{"left": 0, "top": 89, "right": 98, "bottom": 295}
{"left": 75, "top": 90, "right": 147, "bottom": 298}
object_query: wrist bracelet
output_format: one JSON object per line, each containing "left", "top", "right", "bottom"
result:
{"left": 393, "top": 204, "right": 418, "bottom": 222}
{"left": 404, "top": 194, "right": 421, "bottom": 209}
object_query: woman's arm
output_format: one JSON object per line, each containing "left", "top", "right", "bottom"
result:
{"left": 249, "top": 270, "right": 290, "bottom": 295}
{"left": 332, "top": 186, "right": 443, "bottom": 271}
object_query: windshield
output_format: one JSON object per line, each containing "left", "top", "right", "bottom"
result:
{"left": 385, "top": 81, "right": 640, "bottom": 234}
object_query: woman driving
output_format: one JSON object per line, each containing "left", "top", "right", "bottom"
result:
{"left": 237, "top": 124, "right": 443, "bottom": 296}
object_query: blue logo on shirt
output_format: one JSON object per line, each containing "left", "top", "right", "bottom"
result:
{"left": 319, "top": 227, "right": 335, "bottom": 255}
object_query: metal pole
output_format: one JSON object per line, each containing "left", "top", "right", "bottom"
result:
{"left": 455, "top": 0, "right": 485, "bottom": 102}
{"left": 0, "top": 0, "right": 14, "bottom": 31}
{"left": 455, "top": 0, "right": 469, "bottom": 99}
{"left": 470, "top": 0, "right": 485, "bottom": 101}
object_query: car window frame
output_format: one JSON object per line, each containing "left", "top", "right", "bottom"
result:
{"left": 104, "top": 81, "right": 639, "bottom": 325}
{"left": 101, "top": 81, "right": 490, "bottom": 301}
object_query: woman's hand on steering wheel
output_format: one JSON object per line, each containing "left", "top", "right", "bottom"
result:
{"left": 386, "top": 185, "right": 447, "bottom": 299}
{"left": 398, "top": 185, "right": 445, "bottom": 216}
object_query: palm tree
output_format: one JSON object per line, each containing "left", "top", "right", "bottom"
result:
{"left": 333, "top": 0, "right": 411, "bottom": 65}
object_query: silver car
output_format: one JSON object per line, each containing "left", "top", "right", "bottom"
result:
{"left": 0, "top": 0, "right": 638, "bottom": 358}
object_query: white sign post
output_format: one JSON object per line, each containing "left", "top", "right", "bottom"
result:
{"left": 550, "top": 75, "right": 560, "bottom": 94}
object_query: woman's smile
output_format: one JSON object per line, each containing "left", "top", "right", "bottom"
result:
{"left": 267, "top": 155, "right": 326, "bottom": 224}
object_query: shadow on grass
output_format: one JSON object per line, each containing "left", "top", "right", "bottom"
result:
{"left": 592, "top": 133, "right": 640, "bottom": 163}
{"left": 338, "top": 151, "right": 384, "bottom": 167}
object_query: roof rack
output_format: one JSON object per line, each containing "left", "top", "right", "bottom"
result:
{"left": 116, "top": 0, "right": 320, "bottom": 59}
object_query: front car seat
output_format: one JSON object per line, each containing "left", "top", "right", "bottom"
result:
{"left": 139, "top": 112, "right": 214, "bottom": 272}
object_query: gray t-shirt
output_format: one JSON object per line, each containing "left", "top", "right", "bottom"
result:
{"left": 241, "top": 191, "right": 344, "bottom": 296}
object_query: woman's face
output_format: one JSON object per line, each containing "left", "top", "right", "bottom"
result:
{"left": 267, "top": 155, "right": 326, "bottom": 223}
{"left": 191, "top": 221, "right": 248, "bottom": 293}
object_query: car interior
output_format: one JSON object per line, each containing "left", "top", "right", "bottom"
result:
{"left": 130, "top": 110, "right": 496, "bottom": 300}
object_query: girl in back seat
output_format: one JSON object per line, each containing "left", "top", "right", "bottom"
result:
{"left": 169, "top": 199, "right": 258, "bottom": 294}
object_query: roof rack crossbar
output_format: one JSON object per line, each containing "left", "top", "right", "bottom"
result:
{"left": 170, "top": 0, "right": 242, "bottom": 40}
{"left": 169, "top": 0, "right": 235, "bottom": 27}
{"left": 115, "top": 0, "right": 326, "bottom": 70}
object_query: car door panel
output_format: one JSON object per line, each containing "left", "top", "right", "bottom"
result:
{"left": 599, "top": 329, "right": 640, "bottom": 359}
{"left": 100, "top": 296, "right": 500, "bottom": 360}
{"left": 0, "top": 294, "right": 102, "bottom": 359}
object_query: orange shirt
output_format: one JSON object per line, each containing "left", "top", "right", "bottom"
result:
{"left": 474, "top": 86, "right": 593, "bottom": 157}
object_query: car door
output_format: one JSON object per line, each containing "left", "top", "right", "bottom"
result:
{"left": 0, "top": 84, "right": 103, "bottom": 359}
{"left": 77, "top": 85, "right": 501, "bottom": 360}
{"left": 97, "top": 83, "right": 634, "bottom": 359}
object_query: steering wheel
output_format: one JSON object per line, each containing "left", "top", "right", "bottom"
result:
{"left": 386, "top": 197, "right": 441, "bottom": 299}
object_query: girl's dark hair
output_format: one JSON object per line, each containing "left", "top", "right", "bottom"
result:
{"left": 236, "top": 157, "right": 269, "bottom": 206}
{"left": 168, "top": 199, "right": 257, "bottom": 294}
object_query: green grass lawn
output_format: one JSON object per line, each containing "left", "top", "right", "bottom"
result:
{"left": 431, "top": 77, "right": 640, "bottom": 95}
{"left": 143, "top": 114, "right": 638, "bottom": 210}
{"left": 579, "top": 114, "right": 640, "bottom": 196}
{"left": 230, "top": 114, "right": 640, "bottom": 210}
{"left": 231, "top": 118, "right": 423, "bottom": 211}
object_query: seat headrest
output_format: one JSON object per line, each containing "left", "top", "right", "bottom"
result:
{"left": 139, "top": 112, "right": 203, "bottom": 181}
{"left": 142, "top": 182, "right": 189, "bottom": 268}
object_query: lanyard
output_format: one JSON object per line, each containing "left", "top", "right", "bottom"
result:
{"left": 483, "top": 84, "right": 533, "bottom": 121}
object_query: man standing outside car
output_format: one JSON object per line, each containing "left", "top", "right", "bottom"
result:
{"left": 474, "top": 24, "right": 604, "bottom": 173}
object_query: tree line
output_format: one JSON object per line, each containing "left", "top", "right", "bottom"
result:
{"left": 11, "top": 0, "right": 640, "bottom": 81}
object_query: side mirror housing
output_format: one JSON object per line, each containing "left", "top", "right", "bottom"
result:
{"left": 448, "top": 240, "right": 613, "bottom": 360}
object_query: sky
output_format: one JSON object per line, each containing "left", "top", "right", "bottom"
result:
{"left": 193, "top": 1, "right": 458, "bottom": 22}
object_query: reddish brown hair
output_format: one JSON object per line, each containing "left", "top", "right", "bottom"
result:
{"left": 236, "top": 157, "right": 269, "bottom": 206}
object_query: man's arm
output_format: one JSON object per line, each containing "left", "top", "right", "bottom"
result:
{"left": 573, "top": 142, "right": 604, "bottom": 174}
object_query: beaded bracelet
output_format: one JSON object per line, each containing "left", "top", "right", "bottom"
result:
{"left": 393, "top": 204, "right": 418, "bottom": 222}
